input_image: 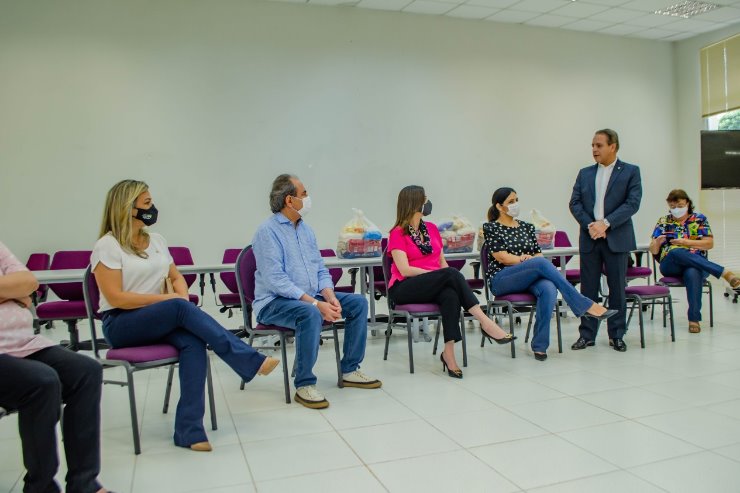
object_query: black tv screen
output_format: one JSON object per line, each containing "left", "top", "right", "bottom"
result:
{"left": 701, "top": 130, "right": 740, "bottom": 189}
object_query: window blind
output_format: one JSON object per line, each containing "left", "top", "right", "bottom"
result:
{"left": 701, "top": 33, "right": 740, "bottom": 118}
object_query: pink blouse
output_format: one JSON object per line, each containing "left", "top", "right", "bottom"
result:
{"left": 387, "top": 222, "right": 444, "bottom": 288}
{"left": 0, "top": 241, "right": 54, "bottom": 358}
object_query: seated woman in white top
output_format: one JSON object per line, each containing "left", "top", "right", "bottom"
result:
{"left": 92, "top": 179, "right": 278, "bottom": 452}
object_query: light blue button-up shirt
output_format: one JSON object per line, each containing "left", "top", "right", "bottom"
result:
{"left": 252, "top": 212, "right": 334, "bottom": 319}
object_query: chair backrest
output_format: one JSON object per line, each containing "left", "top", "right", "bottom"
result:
{"left": 480, "top": 244, "right": 492, "bottom": 301}
{"left": 372, "top": 237, "right": 390, "bottom": 286}
{"left": 234, "top": 245, "right": 257, "bottom": 330}
{"left": 26, "top": 253, "right": 50, "bottom": 300}
{"left": 168, "top": 246, "right": 196, "bottom": 288}
{"left": 319, "top": 248, "right": 343, "bottom": 286}
{"left": 380, "top": 248, "right": 395, "bottom": 308}
{"left": 447, "top": 259, "right": 466, "bottom": 271}
{"left": 48, "top": 250, "right": 92, "bottom": 301}
{"left": 551, "top": 231, "right": 574, "bottom": 268}
{"left": 220, "top": 248, "right": 242, "bottom": 294}
{"left": 82, "top": 266, "right": 104, "bottom": 358}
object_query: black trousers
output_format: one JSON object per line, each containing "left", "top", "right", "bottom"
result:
{"left": 578, "top": 239, "right": 628, "bottom": 341}
{"left": 0, "top": 346, "right": 103, "bottom": 493}
{"left": 389, "top": 267, "right": 478, "bottom": 343}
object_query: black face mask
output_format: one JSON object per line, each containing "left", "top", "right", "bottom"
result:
{"left": 134, "top": 204, "right": 158, "bottom": 226}
{"left": 421, "top": 200, "right": 433, "bottom": 217}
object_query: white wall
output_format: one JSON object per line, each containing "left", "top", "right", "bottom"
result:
{"left": 1, "top": 0, "right": 680, "bottom": 263}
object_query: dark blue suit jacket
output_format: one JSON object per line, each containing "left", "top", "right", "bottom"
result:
{"left": 569, "top": 159, "right": 642, "bottom": 254}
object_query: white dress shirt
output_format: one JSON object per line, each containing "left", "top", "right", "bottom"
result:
{"left": 593, "top": 159, "right": 617, "bottom": 221}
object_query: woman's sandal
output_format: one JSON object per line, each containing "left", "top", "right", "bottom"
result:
{"left": 689, "top": 322, "right": 701, "bottom": 334}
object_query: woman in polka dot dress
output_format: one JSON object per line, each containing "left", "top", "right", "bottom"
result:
{"left": 483, "top": 187, "right": 616, "bottom": 361}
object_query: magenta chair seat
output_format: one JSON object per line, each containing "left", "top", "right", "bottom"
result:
{"left": 627, "top": 266, "right": 653, "bottom": 277}
{"left": 659, "top": 276, "right": 683, "bottom": 284}
{"left": 565, "top": 269, "right": 581, "bottom": 280}
{"left": 392, "top": 302, "right": 441, "bottom": 313}
{"left": 105, "top": 344, "right": 179, "bottom": 363}
{"left": 467, "top": 279, "right": 485, "bottom": 290}
{"left": 255, "top": 323, "right": 295, "bottom": 332}
{"left": 494, "top": 293, "right": 536, "bottom": 303}
{"left": 626, "top": 285, "right": 670, "bottom": 297}
{"left": 36, "top": 300, "right": 88, "bottom": 319}
{"left": 219, "top": 293, "right": 241, "bottom": 305}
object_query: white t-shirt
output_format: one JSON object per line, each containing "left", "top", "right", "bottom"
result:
{"left": 91, "top": 232, "right": 174, "bottom": 312}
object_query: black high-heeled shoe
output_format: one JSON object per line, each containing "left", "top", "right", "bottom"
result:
{"left": 583, "top": 308, "right": 618, "bottom": 321}
{"left": 440, "top": 353, "right": 463, "bottom": 379}
{"left": 481, "top": 329, "right": 517, "bottom": 345}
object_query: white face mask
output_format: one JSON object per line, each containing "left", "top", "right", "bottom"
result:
{"left": 670, "top": 206, "right": 688, "bottom": 219}
{"left": 293, "top": 195, "right": 312, "bottom": 217}
{"left": 506, "top": 202, "right": 520, "bottom": 218}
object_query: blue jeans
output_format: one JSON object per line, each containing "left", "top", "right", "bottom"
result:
{"left": 490, "top": 257, "right": 594, "bottom": 353}
{"left": 257, "top": 292, "right": 368, "bottom": 388}
{"left": 102, "top": 298, "right": 265, "bottom": 447}
{"left": 659, "top": 248, "right": 723, "bottom": 322}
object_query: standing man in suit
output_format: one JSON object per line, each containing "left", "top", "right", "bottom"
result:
{"left": 569, "top": 129, "right": 642, "bottom": 352}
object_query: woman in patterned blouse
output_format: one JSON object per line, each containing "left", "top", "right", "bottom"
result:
{"left": 649, "top": 189, "right": 740, "bottom": 333}
{"left": 483, "top": 187, "right": 615, "bottom": 361}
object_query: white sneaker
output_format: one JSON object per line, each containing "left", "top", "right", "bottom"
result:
{"left": 342, "top": 370, "right": 382, "bottom": 389}
{"left": 294, "top": 385, "right": 329, "bottom": 409}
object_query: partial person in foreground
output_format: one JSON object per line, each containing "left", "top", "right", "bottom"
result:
{"left": 483, "top": 187, "right": 616, "bottom": 361}
{"left": 569, "top": 128, "right": 642, "bottom": 352}
{"left": 387, "top": 185, "right": 515, "bottom": 378}
{"left": 92, "top": 179, "right": 278, "bottom": 452}
{"left": 650, "top": 188, "right": 740, "bottom": 333}
{"left": 0, "top": 240, "right": 111, "bottom": 493}
{"left": 252, "top": 174, "right": 381, "bottom": 410}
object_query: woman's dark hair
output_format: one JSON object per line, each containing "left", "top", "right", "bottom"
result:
{"left": 487, "top": 187, "right": 516, "bottom": 222}
{"left": 393, "top": 185, "right": 426, "bottom": 234}
{"left": 666, "top": 188, "right": 694, "bottom": 214}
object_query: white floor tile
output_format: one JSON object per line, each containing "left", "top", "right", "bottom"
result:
{"left": 508, "top": 397, "right": 624, "bottom": 433}
{"left": 528, "top": 470, "right": 665, "bottom": 493}
{"left": 132, "top": 443, "right": 251, "bottom": 493}
{"left": 232, "top": 406, "right": 333, "bottom": 443}
{"left": 471, "top": 434, "right": 616, "bottom": 490}
{"left": 629, "top": 451, "right": 740, "bottom": 492}
{"left": 425, "top": 407, "right": 547, "bottom": 448}
{"left": 339, "top": 419, "right": 460, "bottom": 464}
{"left": 535, "top": 370, "right": 629, "bottom": 396}
{"left": 637, "top": 407, "right": 740, "bottom": 449}
{"left": 370, "top": 449, "right": 518, "bottom": 493}
{"left": 242, "top": 431, "right": 361, "bottom": 482}
{"left": 577, "top": 386, "right": 688, "bottom": 419}
{"left": 705, "top": 398, "right": 740, "bottom": 420}
{"left": 713, "top": 443, "right": 740, "bottom": 463}
{"left": 641, "top": 377, "right": 740, "bottom": 406}
{"left": 319, "top": 392, "right": 418, "bottom": 430}
{"left": 559, "top": 420, "right": 700, "bottom": 468}
{"left": 257, "top": 466, "right": 384, "bottom": 493}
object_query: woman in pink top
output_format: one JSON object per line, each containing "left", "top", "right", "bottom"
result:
{"left": 387, "top": 186, "right": 515, "bottom": 379}
{"left": 0, "top": 241, "right": 110, "bottom": 493}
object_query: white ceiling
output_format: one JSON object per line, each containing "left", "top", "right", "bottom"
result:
{"left": 268, "top": 0, "right": 740, "bottom": 41}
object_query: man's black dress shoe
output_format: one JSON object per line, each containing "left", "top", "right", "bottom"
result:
{"left": 609, "top": 338, "right": 627, "bottom": 352}
{"left": 571, "top": 337, "right": 595, "bottom": 350}
{"left": 534, "top": 352, "right": 548, "bottom": 361}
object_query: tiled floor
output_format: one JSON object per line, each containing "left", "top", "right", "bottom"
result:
{"left": 2, "top": 283, "right": 740, "bottom": 492}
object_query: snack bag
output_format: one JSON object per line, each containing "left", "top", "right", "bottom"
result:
{"left": 530, "top": 209, "right": 555, "bottom": 250}
{"left": 337, "top": 209, "right": 383, "bottom": 258}
{"left": 438, "top": 215, "right": 476, "bottom": 253}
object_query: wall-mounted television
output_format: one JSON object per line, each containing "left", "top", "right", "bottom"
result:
{"left": 701, "top": 130, "right": 740, "bottom": 189}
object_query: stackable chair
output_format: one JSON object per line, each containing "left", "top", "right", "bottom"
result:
{"left": 35, "top": 250, "right": 93, "bottom": 351}
{"left": 551, "top": 231, "right": 581, "bottom": 286}
{"left": 657, "top": 270, "right": 714, "bottom": 328}
{"left": 380, "top": 250, "right": 467, "bottom": 373}
{"left": 624, "top": 284, "right": 675, "bottom": 348}
{"left": 320, "top": 249, "right": 358, "bottom": 293}
{"left": 626, "top": 252, "right": 653, "bottom": 285}
{"left": 234, "top": 245, "right": 343, "bottom": 403}
{"left": 82, "top": 267, "right": 217, "bottom": 454}
{"left": 480, "top": 245, "right": 563, "bottom": 357}
{"left": 447, "top": 258, "right": 486, "bottom": 293}
{"left": 214, "top": 248, "right": 243, "bottom": 318}
{"left": 168, "top": 246, "right": 205, "bottom": 306}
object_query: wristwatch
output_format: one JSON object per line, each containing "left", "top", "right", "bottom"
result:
{"left": 311, "top": 300, "right": 319, "bottom": 307}
{"left": 602, "top": 218, "right": 610, "bottom": 228}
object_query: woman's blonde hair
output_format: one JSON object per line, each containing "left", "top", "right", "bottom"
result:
{"left": 393, "top": 185, "right": 426, "bottom": 234}
{"left": 99, "top": 179, "right": 150, "bottom": 257}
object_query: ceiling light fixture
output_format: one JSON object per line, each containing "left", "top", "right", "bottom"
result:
{"left": 654, "top": 1, "right": 720, "bottom": 18}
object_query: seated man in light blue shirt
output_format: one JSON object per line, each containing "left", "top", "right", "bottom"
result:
{"left": 252, "top": 174, "right": 382, "bottom": 409}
